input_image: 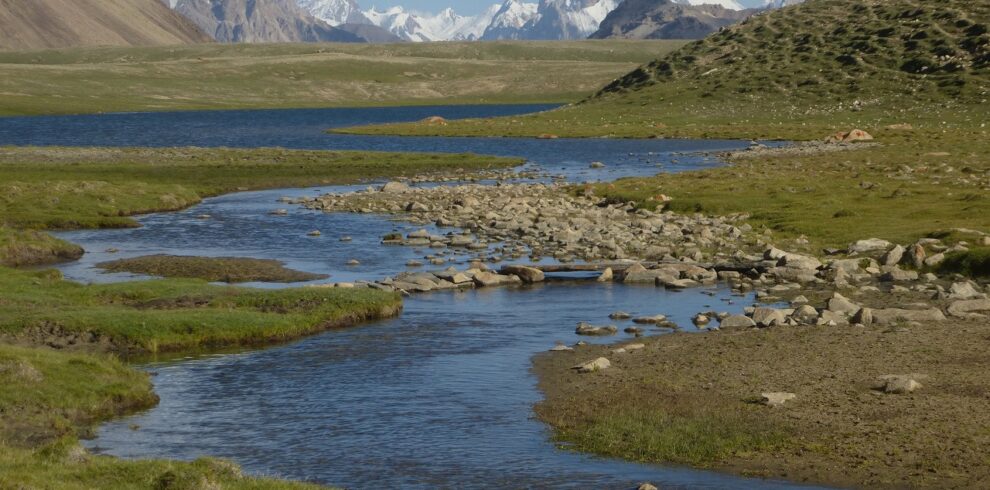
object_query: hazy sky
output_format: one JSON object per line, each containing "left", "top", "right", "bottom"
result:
{"left": 366, "top": 0, "right": 771, "bottom": 16}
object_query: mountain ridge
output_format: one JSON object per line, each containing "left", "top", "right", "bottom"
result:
{"left": 0, "top": 0, "right": 211, "bottom": 51}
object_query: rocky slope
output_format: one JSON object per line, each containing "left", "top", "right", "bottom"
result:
{"left": 590, "top": 0, "right": 755, "bottom": 40}
{"left": 483, "top": 0, "right": 619, "bottom": 40}
{"left": 0, "top": 0, "right": 210, "bottom": 51}
{"left": 173, "top": 0, "right": 362, "bottom": 43}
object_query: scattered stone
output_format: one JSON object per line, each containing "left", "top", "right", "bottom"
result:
{"left": 346, "top": 259, "right": 360, "bottom": 266}
{"left": 752, "top": 307, "right": 786, "bottom": 327}
{"left": 875, "top": 375, "right": 924, "bottom": 394}
{"left": 848, "top": 238, "right": 892, "bottom": 254}
{"left": 609, "top": 311, "right": 632, "bottom": 320}
{"left": 872, "top": 308, "right": 947, "bottom": 325}
{"left": 380, "top": 181, "right": 412, "bottom": 193}
{"left": 880, "top": 268, "right": 919, "bottom": 282}
{"left": 761, "top": 392, "right": 797, "bottom": 407}
{"left": 307, "top": 230, "right": 322, "bottom": 237}
{"left": 881, "top": 245, "right": 905, "bottom": 267}
{"left": 633, "top": 315, "right": 667, "bottom": 324}
{"left": 637, "top": 484, "right": 659, "bottom": 490}
{"left": 572, "top": 357, "right": 610, "bottom": 373}
{"left": 792, "top": 305, "right": 819, "bottom": 325}
{"left": 575, "top": 323, "right": 618, "bottom": 336}
{"left": 597, "top": 267, "right": 614, "bottom": 282}
{"left": 624, "top": 326, "right": 644, "bottom": 334}
{"left": 549, "top": 344, "right": 573, "bottom": 352}
{"left": 590, "top": 161, "right": 606, "bottom": 169}
{"left": 339, "top": 236, "right": 353, "bottom": 242}
{"left": 947, "top": 299, "right": 990, "bottom": 318}
{"left": 827, "top": 292, "right": 861, "bottom": 315}
{"left": 692, "top": 313, "right": 710, "bottom": 326}
{"left": 270, "top": 209, "right": 288, "bottom": 216}
{"left": 720, "top": 315, "right": 756, "bottom": 328}
{"left": 501, "top": 265, "right": 545, "bottom": 284}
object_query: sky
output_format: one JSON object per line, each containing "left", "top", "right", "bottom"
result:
{"left": 365, "top": 0, "right": 771, "bottom": 16}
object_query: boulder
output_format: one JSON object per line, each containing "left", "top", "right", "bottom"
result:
{"left": 791, "top": 305, "right": 819, "bottom": 324}
{"left": 947, "top": 299, "right": 990, "bottom": 318}
{"left": 609, "top": 311, "right": 632, "bottom": 320}
{"left": 827, "top": 293, "right": 861, "bottom": 315}
{"left": 597, "top": 267, "right": 614, "bottom": 282}
{"left": 852, "top": 307, "right": 874, "bottom": 326}
{"left": 880, "top": 268, "right": 919, "bottom": 282}
{"left": 848, "top": 238, "right": 892, "bottom": 254}
{"left": 874, "top": 375, "right": 923, "bottom": 394}
{"left": 575, "top": 323, "right": 618, "bottom": 336}
{"left": 632, "top": 315, "right": 667, "bottom": 324}
{"left": 909, "top": 244, "right": 927, "bottom": 268}
{"left": 472, "top": 271, "right": 521, "bottom": 287}
{"left": 572, "top": 357, "right": 610, "bottom": 373}
{"left": 752, "top": 307, "right": 786, "bottom": 327}
{"left": 720, "top": 315, "right": 757, "bottom": 328}
{"left": 872, "top": 308, "right": 946, "bottom": 325}
{"left": 949, "top": 282, "right": 983, "bottom": 300}
{"left": 881, "top": 245, "right": 905, "bottom": 267}
{"left": 761, "top": 392, "right": 797, "bottom": 407}
{"left": 380, "top": 181, "right": 411, "bottom": 193}
{"left": 501, "top": 265, "right": 545, "bottom": 284}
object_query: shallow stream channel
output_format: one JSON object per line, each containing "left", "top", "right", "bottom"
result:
{"left": 0, "top": 105, "right": 819, "bottom": 488}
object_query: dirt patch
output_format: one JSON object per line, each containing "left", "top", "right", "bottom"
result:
{"left": 97, "top": 255, "right": 328, "bottom": 283}
{"left": 534, "top": 317, "right": 990, "bottom": 489}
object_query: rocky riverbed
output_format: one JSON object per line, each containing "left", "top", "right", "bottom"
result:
{"left": 294, "top": 180, "right": 989, "bottom": 331}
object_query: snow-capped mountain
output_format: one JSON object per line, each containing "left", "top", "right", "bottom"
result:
{"left": 481, "top": 0, "right": 539, "bottom": 39}
{"left": 673, "top": 0, "right": 744, "bottom": 10}
{"left": 298, "top": 0, "right": 370, "bottom": 25}
{"left": 762, "top": 0, "right": 806, "bottom": 8}
{"left": 483, "top": 0, "right": 618, "bottom": 41}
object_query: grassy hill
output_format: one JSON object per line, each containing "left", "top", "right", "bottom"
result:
{"left": 0, "top": 40, "right": 685, "bottom": 116}
{"left": 0, "top": 0, "right": 210, "bottom": 52}
{"left": 346, "top": 0, "right": 989, "bottom": 140}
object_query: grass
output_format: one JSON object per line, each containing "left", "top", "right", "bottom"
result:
{"left": 0, "top": 344, "right": 323, "bottom": 489}
{"left": 0, "top": 227, "right": 83, "bottom": 267}
{"left": 0, "top": 40, "right": 686, "bottom": 116}
{"left": 937, "top": 248, "right": 990, "bottom": 277}
{"left": 548, "top": 405, "right": 787, "bottom": 467}
{"left": 97, "top": 255, "right": 329, "bottom": 283}
{"left": 0, "top": 267, "right": 401, "bottom": 355}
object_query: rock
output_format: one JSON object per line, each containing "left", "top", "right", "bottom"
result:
{"left": 632, "top": 315, "right": 667, "bottom": 324}
{"left": 346, "top": 259, "right": 361, "bottom": 266}
{"left": 875, "top": 375, "right": 923, "bottom": 394}
{"left": 472, "top": 271, "right": 521, "bottom": 287}
{"left": 790, "top": 295, "right": 809, "bottom": 305}
{"left": 947, "top": 299, "right": 990, "bottom": 318}
{"left": 827, "top": 293, "right": 861, "bottom": 315}
{"left": 597, "top": 267, "right": 614, "bottom": 282}
{"left": 752, "top": 307, "right": 786, "bottom": 327}
{"left": 924, "top": 253, "right": 945, "bottom": 267}
{"left": 852, "top": 307, "right": 874, "bottom": 326}
{"left": 339, "top": 236, "right": 353, "bottom": 242}
{"left": 380, "top": 181, "right": 411, "bottom": 193}
{"left": 406, "top": 260, "right": 423, "bottom": 267}
{"left": 818, "top": 310, "right": 849, "bottom": 326}
{"left": 829, "top": 258, "right": 864, "bottom": 272}
{"left": 270, "top": 209, "right": 289, "bottom": 216}
{"left": 692, "top": 313, "right": 710, "bottom": 326}
{"left": 791, "top": 305, "right": 819, "bottom": 324}
{"left": 624, "top": 343, "right": 646, "bottom": 351}
{"left": 880, "top": 268, "right": 919, "bottom": 282}
{"left": 421, "top": 116, "right": 448, "bottom": 126}
{"left": 501, "top": 265, "right": 545, "bottom": 284}
{"left": 408, "top": 229, "right": 431, "bottom": 239}
{"left": 609, "top": 311, "right": 632, "bottom": 320}
{"left": 949, "top": 282, "right": 983, "bottom": 300}
{"left": 761, "top": 392, "right": 797, "bottom": 407}
{"left": 657, "top": 277, "right": 700, "bottom": 289}
{"left": 406, "top": 202, "right": 429, "bottom": 212}
{"left": 881, "top": 245, "right": 905, "bottom": 267}
{"left": 637, "top": 484, "right": 659, "bottom": 490}
{"left": 575, "top": 323, "right": 618, "bottom": 336}
{"left": 307, "top": 230, "right": 322, "bottom": 237}
{"left": 909, "top": 244, "right": 927, "bottom": 268}
{"left": 872, "top": 308, "right": 947, "bottom": 325}
{"left": 572, "top": 357, "right": 610, "bottom": 373}
{"left": 720, "top": 315, "right": 757, "bottom": 328}
{"left": 624, "top": 326, "right": 644, "bottom": 334}
{"left": 848, "top": 238, "right": 892, "bottom": 254}
{"left": 590, "top": 161, "right": 606, "bottom": 169}
{"left": 549, "top": 344, "right": 573, "bottom": 352}
{"left": 777, "top": 252, "right": 822, "bottom": 270}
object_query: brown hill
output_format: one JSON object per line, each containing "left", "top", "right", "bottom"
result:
{"left": 174, "top": 0, "right": 363, "bottom": 43}
{"left": 0, "top": 0, "right": 211, "bottom": 51}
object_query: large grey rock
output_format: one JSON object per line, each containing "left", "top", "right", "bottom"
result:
{"left": 880, "top": 268, "right": 919, "bottom": 282}
{"left": 501, "top": 265, "right": 545, "bottom": 284}
{"left": 949, "top": 282, "right": 984, "bottom": 300}
{"left": 720, "top": 315, "right": 757, "bottom": 328}
{"left": 881, "top": 245, "right": 905, "bottom": 266}
{"left": 380, "top": 181, "right": 411, "bottom": 193}
{"left": 872, "top": 308, "right": 946, "bottom": 325}
{"left": 947, "top": 299, "right": 990, "bottom": 318}
{"left": 874, "top": 375, "right": 923, "bottom": 394}
{"left": 827, "top": 293, "right": 861, "bottom": 315}
{"left": 573, "top": 357, "right": 611, "bottom": 373}
{"left": 575, "top": 323, "right": 618, "bottom": 336}
{"left": 791, "top": 305, "right": 819, "bottom": 324}
{"left": 752, "top": 307, "right": 786, "bottom": 327}
{"left": 849, "top": 238, "right": 893, "bottom": 254}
